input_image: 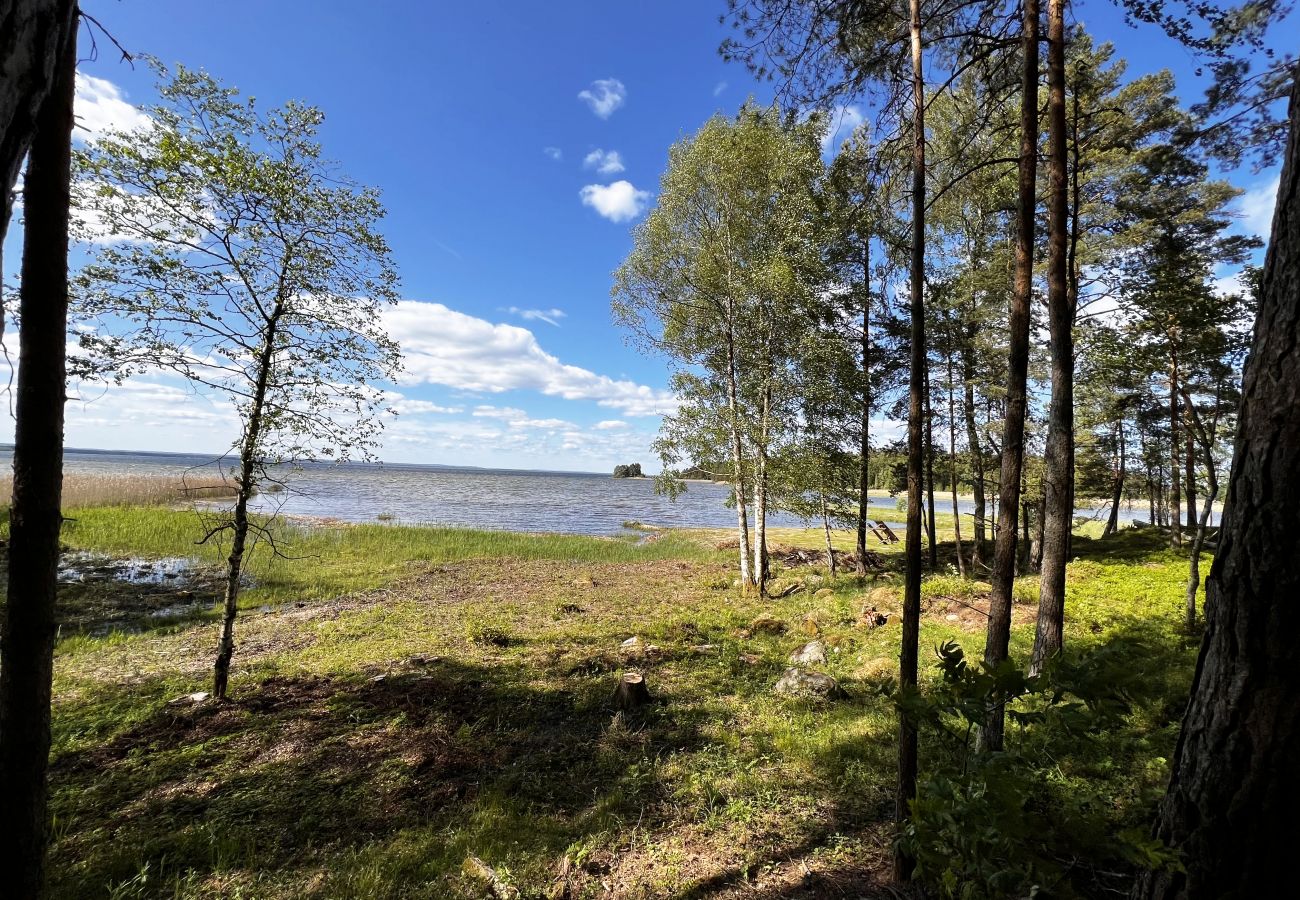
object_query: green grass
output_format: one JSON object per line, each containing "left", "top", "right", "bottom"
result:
{"left": 15, "top": 506, "right": 1206, "bottom": 898}
{"left": 54, "top": 506, "right": 707, "bottom": 607}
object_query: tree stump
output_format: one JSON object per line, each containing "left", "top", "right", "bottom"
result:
{"left": 613, "top": 672, "right": 651, "bottom": 710}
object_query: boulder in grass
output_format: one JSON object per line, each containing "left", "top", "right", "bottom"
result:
{"left": 748, "top": 614, "right": 787, "bottom": 636}
{"left": 789, "top": 639, "right": 826, "bottom": 665}
{"left": 774, "top": 667, "right": 842, "bottom": 698}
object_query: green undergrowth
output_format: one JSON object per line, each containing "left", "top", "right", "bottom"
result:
{"left": 10, "top": 506, "right": 1205, "bottom": 898}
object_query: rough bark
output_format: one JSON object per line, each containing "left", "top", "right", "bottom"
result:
{"left": 856, "top": 248, "right": 872, "bottom": 576}
{"left": 613, "top": 672, "right": 651, "bottom": 710}
{"left": 1031, "top": 0, "right": 1071, "bottom": 677}
{"left": 962, "top": 344, "right": 987, "bottom": 569}
{"left": 0, "top": 16, "right": 76, "bottom": 894}
{"left": 979, "top": 0, "right": 1039, "bottom": 754}
{"left": 1168, "top": 352, "right": 1183, "bottom": 547}
{"left": 895, "top": 0, "right": 925, "bottom": 879}
{"left": 1132, "top": 71, "right": 1300, "bottom": 900}
{"left": 923, "top": 354, "right": 938, "bottom": 568}
{"left": 948, "top": 350, "right": 966, "bottom": 577}
{"left": 0, "top": 0, "right": 75, "bottom": 249}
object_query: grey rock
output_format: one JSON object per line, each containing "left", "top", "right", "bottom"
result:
{"left": 774, "top": 667, "right": 841, "bottom": 698}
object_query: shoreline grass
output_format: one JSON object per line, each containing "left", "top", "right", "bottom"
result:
{"left": 0, "top": 501, "right": 1204, "bottom": 897}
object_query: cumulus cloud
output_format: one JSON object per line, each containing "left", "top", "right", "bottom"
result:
{"left": 543, "top": 146, "right": 563, "bottom": 161}
{"left": 583, "top": 149, "right": 625, "bottom": 175}
{"left": 506, "top": 306, "right": 566, "bottom": 327}
{"left": 820, "top": 104, "right": 865, "bottom": 154}
{"left": 1238, "top": 174, "right": 1280, "bottom": 238}
{"left": 472, "top": 405, "right": 576, "bottom": 430}
{"left": 385, "top": 301, "right": 677, "bottom": 416}
{"left": 578, "top": 78, "right": 626, "bottom": 119}
{"left": 595, "top": 420, "right": 628, "bottom": 430}
{"left": 579, "top": 180, "right": 650, "bottom": 223}
{"left": 74, "top": 73, "right": 151, "bottom": 141}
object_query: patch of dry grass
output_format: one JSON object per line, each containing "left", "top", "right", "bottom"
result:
{"left": 0, "top": 472, "right": 240, "bottom": 508}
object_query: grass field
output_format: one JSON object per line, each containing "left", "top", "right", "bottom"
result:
{"left": 3, "top": 505, "right": 1203, "bottom": 898}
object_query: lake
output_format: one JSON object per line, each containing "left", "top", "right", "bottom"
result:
{"left": 8, "top": 448, "right": 1183, "bottom": 536}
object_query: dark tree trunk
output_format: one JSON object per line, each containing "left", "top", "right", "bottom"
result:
{"left": 924, "top": 353, "right": 938, "bottom": 568}
{"left": 963, "top": 345, "right": 987, "bottom": 569}
{"left": 0, "top": 17, "right": 75, "bottom": 894}
{"left": 1031, "top": 0, "right": 1071, "bottom": 676}
{"left": 1184, "top": 404, "right": 1197, "bottom": 531}
{"left": 1168, "top": 353, "right": 1183, "bottom": 547}
{"left": 1132, "top": 73, "right": 1300, "bottom": 900}
{"left": 0, "top": 0, "right": 76, "bottom": 249}
{"left": 1105, "top": 425, "right": 1125, "bottom": 537}
{"left": 948, "top": 349, "right": 966, "bottom": 577}
{"left": 980, "top": 0, "right": 1040, "bottom": 754}
{"left": 856, "top": 256, "right": 872, "bottom": 576}
{"left": 895, "top": 0, "right": 926, "bottom": 879}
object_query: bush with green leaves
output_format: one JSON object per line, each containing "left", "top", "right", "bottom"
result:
{"left": 894, "top": 641, "right": 1180, "bottom": 898}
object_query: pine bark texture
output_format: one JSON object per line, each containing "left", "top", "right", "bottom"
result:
{"left": 0, "top": 0, "right": 75, "bottom": 246}
{"left": 0, "top": 13, "right": 76, "bottom": 893}
{"left": 980, "top": 0, "right": 1039, "bottom": 753}
{"left": 1132, "top": 73, "right": 1300, "bottom": 900}
{"left": 1031, "top": 0, "right": 1071, "bottom": 676}
{"left": 895, "top": 0, "right": 925, "bottom": 880}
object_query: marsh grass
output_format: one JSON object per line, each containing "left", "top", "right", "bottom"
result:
{"left": 0, "top": 472, "right": 240, "bottom": 509}
{"left": 19, "top": 505, "right": 1203, "bottom": 898}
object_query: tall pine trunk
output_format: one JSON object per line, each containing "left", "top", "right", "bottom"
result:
{"left": 895, "top": 0, "right": 926, "bottom": 879}
{"left": 1132, "top": 73, "right": 1300, "bottom": 899}
{"left": 856, "top": 263, "right": 872, "bottom": 576}
{"left": 980, "top": 0, "right": 1040, "bottom": 753}
{"left": 963, "top": 346, "right": 986, "bottom": 569}
{"left": 948, "top": 350, "right": 966, "bottom": 577}
{"left": 923, "top": 354, "right": 938, "bottom": 567}
{"left": 0, "top": 16, "right": 75, "bottom": 892}
{"left": 1031, "top": 0, "right": 1071, "bottom": 676}
{"left": 1183, "top": 406, "right": 1198, "bottom": 531}
{"left": 1168, "top": 351, "right": 1183, "bottom": 547}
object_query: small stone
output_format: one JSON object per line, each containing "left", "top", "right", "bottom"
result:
{"left": 815, "top": 588, "right": 835, "bottom": 599}
{"left": 774, "top": 667, "right": 841, "bottom": 698}
{"left": 749, "top": 615, "right": 787, "bottom": 635}
{"left": 371, "top": 674, "right": 387, "bottom": 683}
{"left": 690, "top": 643, "right": 719, "bottom": 654}
{"left": 945, "top": 613, "right": 960, "bottom": 622}
{"left": 620, "top": 636, "right": 643, "bottom": 651}
{"left": 168, "top": 691, "right": 209, "bottom": 706}
{"left": 789, "top": 640, "right": 826, "bottom": 665}
{"left": 799, "top": 614, "right": 822, "bottom": 637}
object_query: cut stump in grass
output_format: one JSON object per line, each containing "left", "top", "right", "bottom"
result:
{"left": 613, "top": 671, "right": 651, "bottom": 710}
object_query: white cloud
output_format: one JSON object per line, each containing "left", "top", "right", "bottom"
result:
{"left": 386, "top": 393, "right": 463, "bottom": 415}
{"left": 579, "top": 180, "right": 650, "bottom": 223}
{"left": 385, "top": 301, "right": 677, "bottom": 416}
{"left": 472, "top": 405, "right": 576, "bottom": 430}
{"left": 582, "top": 148, "right": 625, "bottom": 175}
{"left": 506, "top": 306, "right": 566, "bottom": 327}
{"left": 713, "top": 81, "right": 728, "bottom": 97}
{"left": 1238, "top": 174, "right": 1279, "bottom": 238}
{"left": 578, "top": 78, "right": 626, "bottom": 119}
{"left": 74, "top": 73, "right": 151, "bottom": 141}
{"left": 595, "top": 420, "right": 628, "bottom": 430}
{"left": 820, "top": 105, "right": 865, "bottom": 154}
{"left": 543, "top": 146, "right": 563, "bottom": 161}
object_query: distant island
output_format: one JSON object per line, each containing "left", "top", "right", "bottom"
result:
{"left": 612, "top": 463, "right": 644, "bottom": 478}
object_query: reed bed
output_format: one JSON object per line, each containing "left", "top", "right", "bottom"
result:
{"left": 0, "top": 472, "right": 240, "bottom": 509}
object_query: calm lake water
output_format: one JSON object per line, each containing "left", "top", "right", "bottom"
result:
{"left": 10, "top": 448, "right": 1185, "bottom": 536}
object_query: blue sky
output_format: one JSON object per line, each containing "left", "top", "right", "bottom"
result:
{"left": 1, "top": 0, "right": 1282, "bottom": 471}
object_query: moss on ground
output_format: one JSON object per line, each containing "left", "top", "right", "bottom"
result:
{"left": 18, "top": 507, "right": 1202, "bottom": 898}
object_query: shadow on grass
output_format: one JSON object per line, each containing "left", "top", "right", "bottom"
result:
{"left": 48, "top": 657, "right": 719, "bottom": 897}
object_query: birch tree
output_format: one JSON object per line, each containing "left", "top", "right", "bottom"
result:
{"left": 72, "top": 62, "right": 402, "bottom": 700}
